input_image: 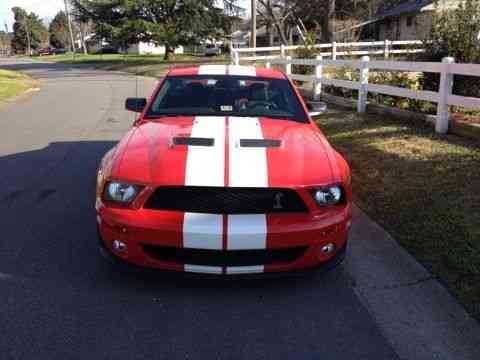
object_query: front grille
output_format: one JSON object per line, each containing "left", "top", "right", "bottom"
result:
{"left": 144, "top": 186, "right": 308, "bottom": 214}
{"left": 141, "top": 245, "right": 308, "bottom": 267}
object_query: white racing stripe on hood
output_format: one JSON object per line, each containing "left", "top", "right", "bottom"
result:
{"left": 228, "top": 117, "right": 267, "bottom": 188}
{"left": 183, "top": 117, "right": 225, "bottom": 251}
{"left": 227, "top": 117, "right": 268, "bottom": 264}
{"left": 198, "top": 65, "right": 227, "bottom": 75}
{"left": 228, "top": 65, "right": 256, "bottom": 76}
{"left": 185, "top": 116, "right": 225, "bottom": 187}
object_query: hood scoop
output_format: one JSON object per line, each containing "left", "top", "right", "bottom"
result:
{"left": 173, "top": 137, "right": 214, "bottom": 147}
{"left": 240, "top": 139, "right": 282, "bottom": 148}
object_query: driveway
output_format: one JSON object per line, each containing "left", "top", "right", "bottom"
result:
{"left": 0, "top": 58, "right": 478, "bottom": 360}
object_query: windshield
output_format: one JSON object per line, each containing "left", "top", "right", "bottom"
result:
{"left": 145, "top": 75, "right": 309, "bottom": 122}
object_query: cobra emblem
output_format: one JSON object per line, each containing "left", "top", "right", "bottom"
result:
{"left": 273, "top": 192, "right": 285, "bottom": 209}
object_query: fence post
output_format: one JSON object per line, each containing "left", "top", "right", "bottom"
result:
{"left": 265, "top": 60, "right": 271, "bottom": 69}
{"left": 314, "top": 55, "right": 323, "bottom": 100}
{"left": 280, "top": 44, "right": 286, "bottom": 58}
{"left": 357, "top": 56, "right": 370, "bottom": 113}
{"left": 234, "top": 50, "right": 240, "bottom": 65}
{"left": 285, "top": 56, "right": 292, "bottom": 76}
{"left": 384, "top": 39, "right": 390, "bottom": 59}
{"left": 332, "top": 41, "right": 337, "bottom": 60}
{"left": 436, "top": 57, "right": 454, "bottom": 134}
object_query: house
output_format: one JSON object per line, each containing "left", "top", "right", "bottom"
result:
{"left": 371, "top": 0, "right": 461, "bottom": 41}
{"left": 334, "top": 0, "right": 462, "bottom": 41}
{"left": 125, "top": 42, "right": 184, "bottom": 55}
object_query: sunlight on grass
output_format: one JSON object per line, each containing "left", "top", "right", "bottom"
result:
{"left": 40, "top": 53, "right": 229, "bottom": 77}
{"left": 0, "top": 69, "right": 34, "bottom": 102}
{"left": 317, "top": 106, "right": 480, "bottom": 320}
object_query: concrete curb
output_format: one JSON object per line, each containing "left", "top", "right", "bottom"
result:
{"left": 346, "top": 206, "right": 480, "bottom": 360}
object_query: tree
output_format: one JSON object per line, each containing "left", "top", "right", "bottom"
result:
{"left": 49, "top": 11, "right": 70, "bottom": 48}
{"left": 255, "top": 0, "right": 404, "bottom": 44}
{"left": 11, "top": 7, "right": 48, "bottom": 54}
{"left": 422, "top": 0, "right": 480, "bottom": 97}
{"left": 72, "top": 0, "right": 239, "bottom": 60}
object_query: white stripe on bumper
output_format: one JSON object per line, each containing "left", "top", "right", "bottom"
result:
{"left": 185, "top": 265, "right": 223, "bottom": 274}
{"left": 183, "top": 213, "right": 223, "bottom": 250}
{"left": 227, "top": 215, "right": 266, "bottom": 250}
{"left": 226, "top": 266, "right": 264, "bottom": 275}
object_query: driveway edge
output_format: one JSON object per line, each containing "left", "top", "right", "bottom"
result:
{"left": 346, "top": 206, "right": 480, "bottom": 360}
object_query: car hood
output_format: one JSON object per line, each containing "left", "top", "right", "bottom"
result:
{"left": 111, "top": 116, "right": 338, "bottom": 187}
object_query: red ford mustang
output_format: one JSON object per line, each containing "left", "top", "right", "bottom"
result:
{"left": 96, "top": 65, "right": 352, "bottom": 275}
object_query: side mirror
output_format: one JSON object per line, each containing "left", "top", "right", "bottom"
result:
{"left": 125, "top": 97, "right": 147, "bottom": 113}
{"left": 307, "top": 101, "right": 327, "bottom": 117}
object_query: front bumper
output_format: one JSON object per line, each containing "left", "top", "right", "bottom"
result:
{"left": 96, "top": 204, "right": 351, "bottom": 275}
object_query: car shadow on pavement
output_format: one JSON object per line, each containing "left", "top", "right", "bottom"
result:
{"left": 0, "top": 140, "right": 349, "bottom": 294}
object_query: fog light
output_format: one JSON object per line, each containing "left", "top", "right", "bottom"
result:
{"left": 113, "top": 240, "right": 127, "bottom": 252}
{"left": 321, "top": 243, "right": 336, "bottom": 254}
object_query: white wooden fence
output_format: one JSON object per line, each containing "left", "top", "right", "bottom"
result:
{"left": 230, "top": 40, "right": 424, "bottom": 65}
{"left": 267, "top": 56, "right": 480, "bottom": 134}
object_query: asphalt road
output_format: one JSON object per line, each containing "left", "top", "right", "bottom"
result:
{"left": 0, "top": 58, "right": 401, "bottom": 360}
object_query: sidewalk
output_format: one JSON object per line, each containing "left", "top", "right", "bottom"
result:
{"left": 346, "top": 206, "right": 480, "bottom": 360}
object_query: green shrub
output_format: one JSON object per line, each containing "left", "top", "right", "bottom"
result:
{"left": 292, "top": 30, "right": 319, "bottom": 76}
{"left": 422, "top": 0, "right": 480, "bottom": 98}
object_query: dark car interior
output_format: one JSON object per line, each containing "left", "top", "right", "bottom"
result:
{"left": 146, "top": 75, "right": 309, "bottom": 122}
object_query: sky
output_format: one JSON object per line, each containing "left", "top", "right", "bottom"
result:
{"left": 0, "top": 0, "right": 250, "bottom": 32}
{"left": 0, "top": 0, "right": 64, "bottom": 31}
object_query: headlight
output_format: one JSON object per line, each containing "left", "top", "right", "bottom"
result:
{"left": 103, "top": 181, "right": 143, "bottom": 204}
{"left": 312, "top": 186, "right": 344, "bottom": 206}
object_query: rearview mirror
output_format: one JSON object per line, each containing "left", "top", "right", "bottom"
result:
{"left": 307, "top": 101, "right": 327, "bottom": 117}
{"left": 125, "top": 97, "right": 147, "bottom": 113}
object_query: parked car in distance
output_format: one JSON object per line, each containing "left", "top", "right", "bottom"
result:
{"left": 96, "top": 65, "right": 352, "bottom": 275}
{"left": 52, "top": 48, "right": 68, "bottom": 55}
{"left": 203, "top": 44, "right": 222, "bottom": 56}
{"left": 36, "top": 47, "right": 54, "bottom": 56}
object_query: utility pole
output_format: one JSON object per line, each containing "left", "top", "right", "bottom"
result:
{"left": 251, "top": 0, "right": 256, "bottom": 48}
{"left": 64, "top": 0, "right": 76, "bottom": 59}
{"left": 23, "top": 15, "right": 31, "bottom": 56}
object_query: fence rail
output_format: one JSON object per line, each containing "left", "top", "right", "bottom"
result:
{"left": 263, "top": 55, "right": 480, "bottom": 134}
{"left": 231, "top": 40, "right": 424, "bottom": 64}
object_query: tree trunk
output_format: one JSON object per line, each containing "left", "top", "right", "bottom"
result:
{"left": 164, "top": 45, "right": 174, "bottom": 60}
{"left": 328, "top": 0, "right": 336, "bottom": 41}
{"left": 80, "top": 24, "right": 88, "bottom": 55}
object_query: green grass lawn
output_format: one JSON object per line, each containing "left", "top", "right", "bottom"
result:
{"left": 39, "top": 53, "right": 229, "bottom": 77}
{"left": 0, "top": 69, "right": 35, "bottom": 102}
{"left": 317, "top": 107, "right": 480, "bottom": 320}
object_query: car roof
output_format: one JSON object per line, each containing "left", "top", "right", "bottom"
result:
{"left": 167, "top": 65, "right": 286, "bottom": 80}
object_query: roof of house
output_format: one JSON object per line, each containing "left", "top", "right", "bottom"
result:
{"left": 335, "top": 0, "right": 444, "bottom": 34}
{"left": 375, "top": 0, "right": 435, "bottom": 20}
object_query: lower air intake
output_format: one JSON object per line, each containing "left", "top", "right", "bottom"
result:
{"left": 141, "top": 245, "right": 308, "bottom": 267}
